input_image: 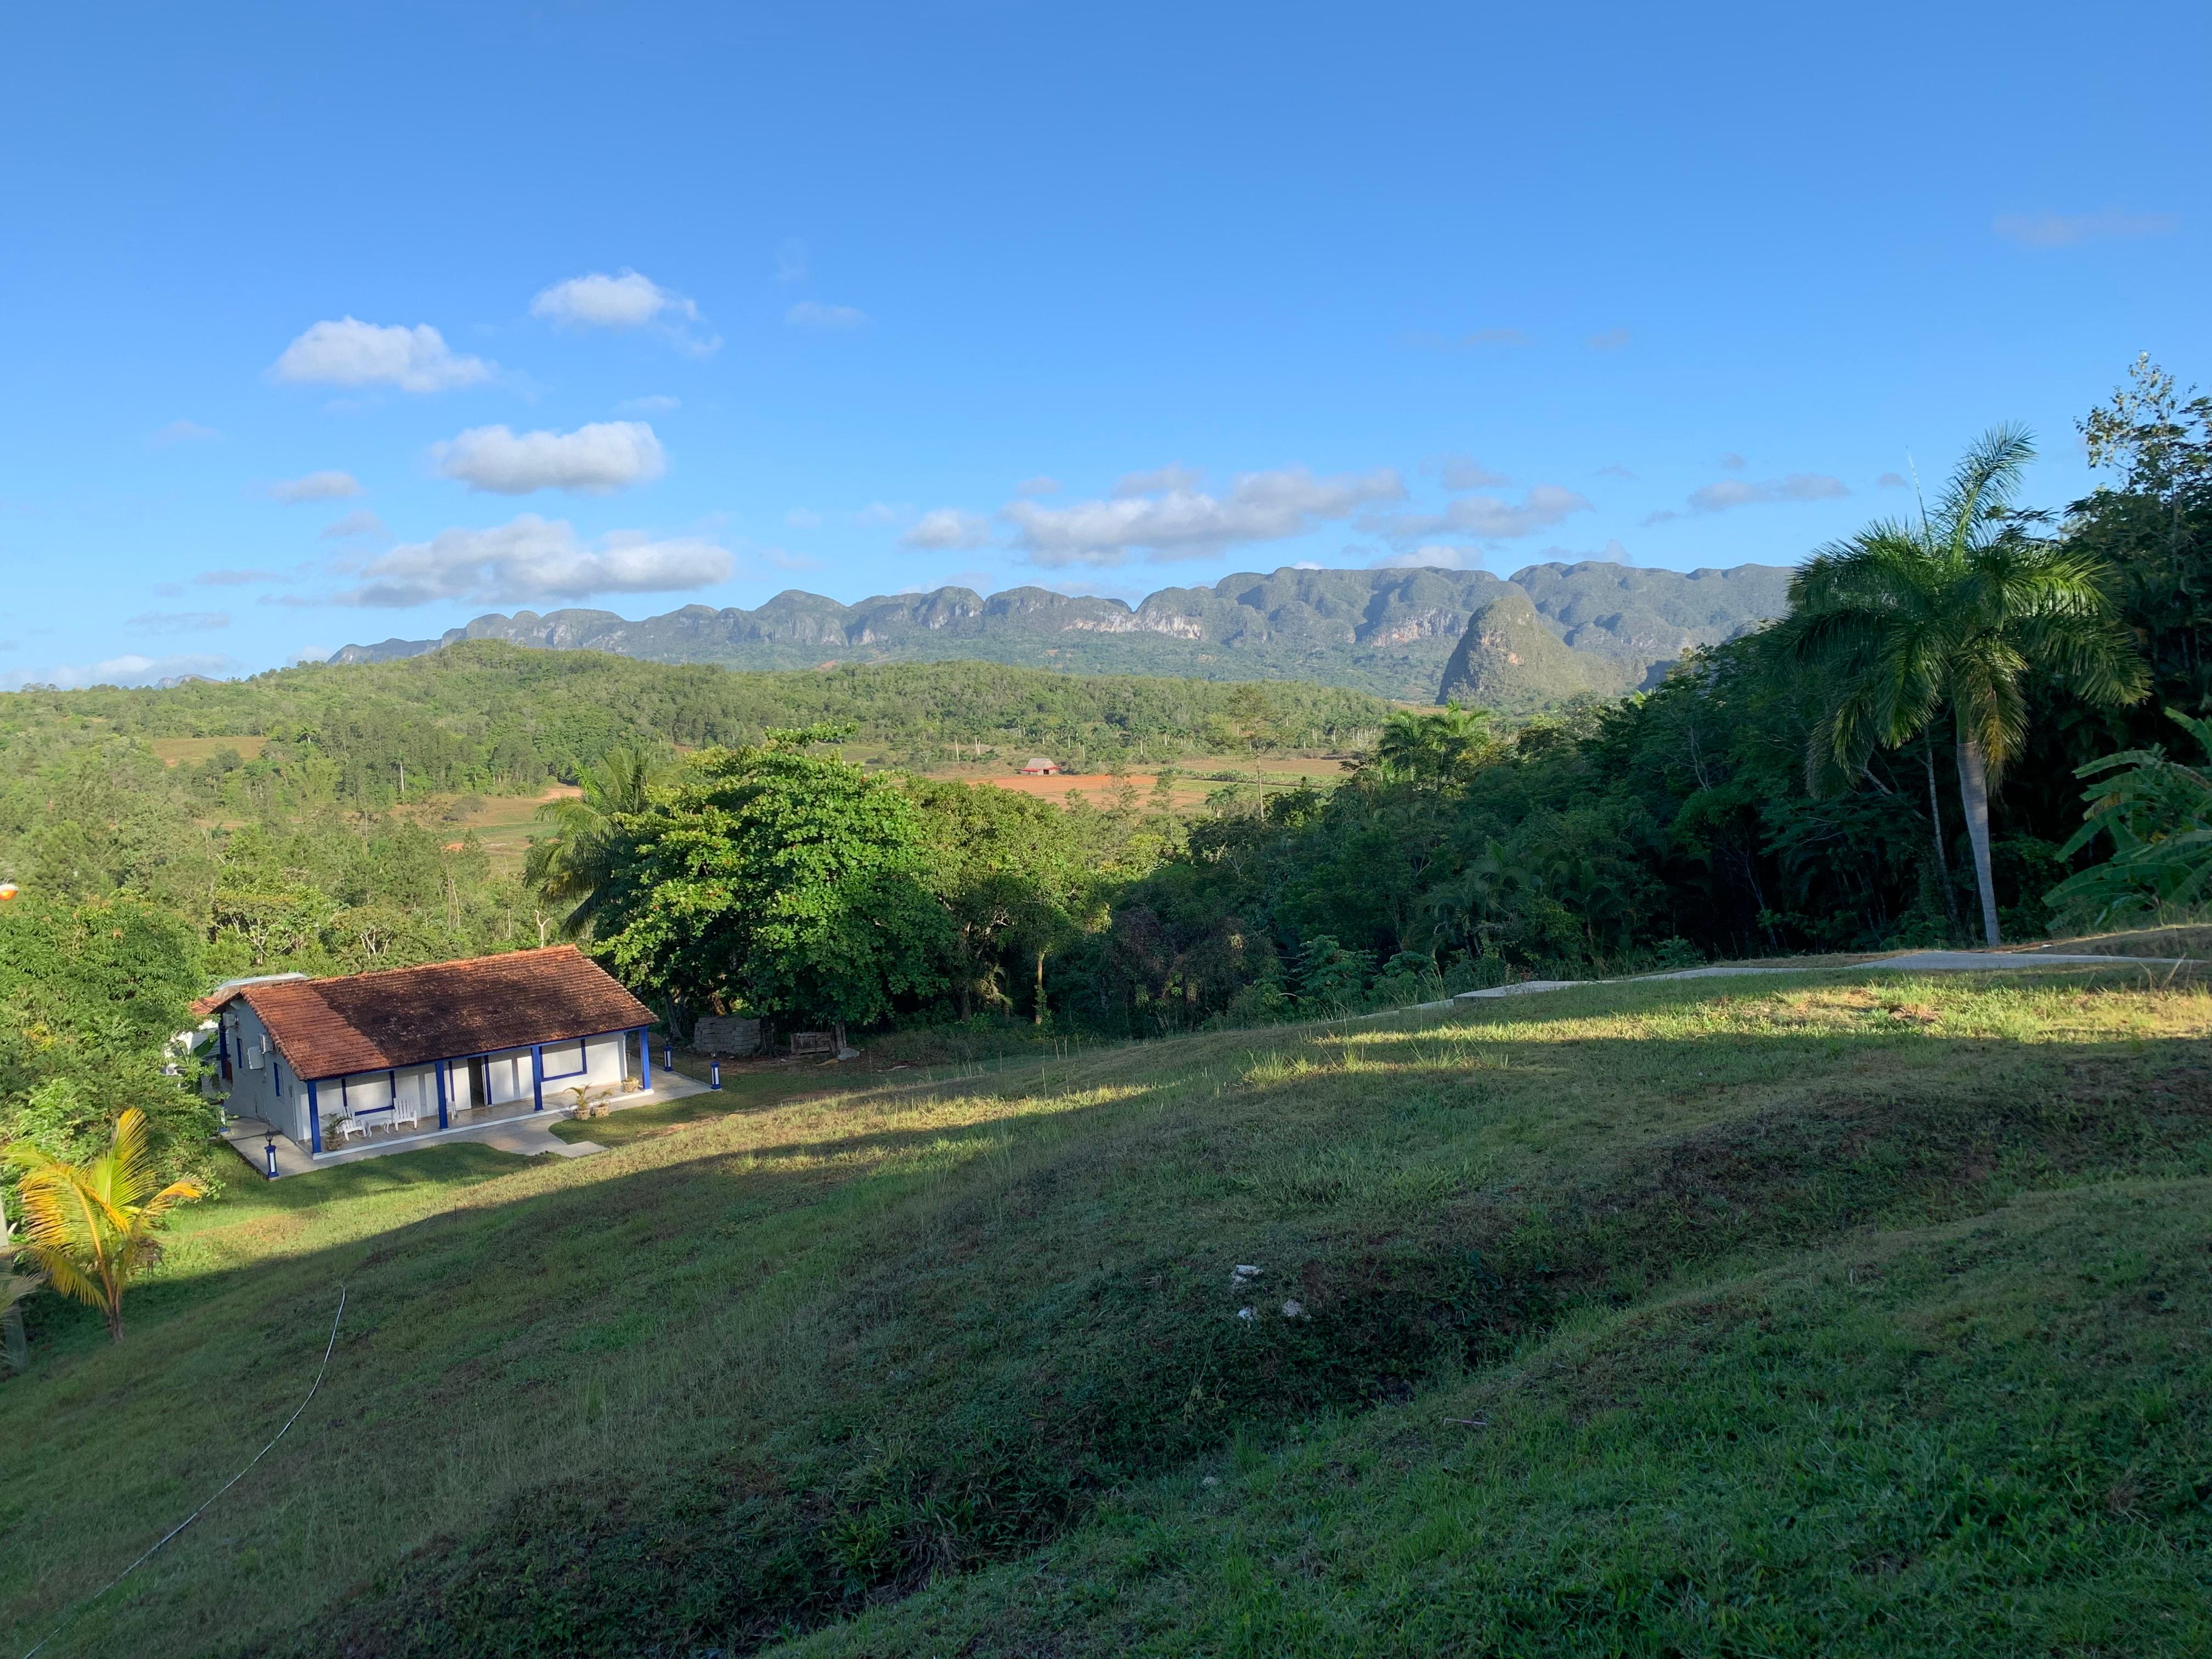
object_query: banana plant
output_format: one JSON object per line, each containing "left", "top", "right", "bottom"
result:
{"left": 2047, "top": 710, "right": 2212, "bottom": 925}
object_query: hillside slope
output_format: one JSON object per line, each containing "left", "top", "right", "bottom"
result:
{"left": 1435, "top": 589, "right": 1619, "bottom": 708}
{"left": 2, "top": 966, "right": 2206, "bottom": 1657}
{"left": 332, "top": 561, "right": 1795, "bottom": 704}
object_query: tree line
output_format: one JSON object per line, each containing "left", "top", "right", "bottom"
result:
{"left": 535, "top": 358, "right": 2212, "bottom": 1040}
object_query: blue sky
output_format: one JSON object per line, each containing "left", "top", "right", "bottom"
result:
{"left": 1, "top": 1, "right": 2204, "bottom": 688}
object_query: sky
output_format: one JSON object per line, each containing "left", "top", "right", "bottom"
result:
{"left": 1, "top": 0, "right": 2205, "bottom": 689}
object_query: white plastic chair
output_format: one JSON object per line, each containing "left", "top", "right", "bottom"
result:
{"left": 392, "top": 1097, "right": 420, "bottom": 1131}
{"left": 331, "top": 1116, "right": 363, "bottom": 1144}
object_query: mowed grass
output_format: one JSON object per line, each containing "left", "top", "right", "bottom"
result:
{"left": 1, "top": 968, "right": 2208, "bottom": 1656}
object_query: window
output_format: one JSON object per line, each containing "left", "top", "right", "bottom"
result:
{"left": 539, "top": 1039, "right": 586, "bottom": 1080}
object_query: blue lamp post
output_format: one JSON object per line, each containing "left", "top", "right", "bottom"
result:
{"left": 264, "top": 1136, "right": 279, "bottom": 1179}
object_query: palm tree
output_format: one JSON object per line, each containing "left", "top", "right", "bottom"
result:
{"left": 1778, "top": 426, "right": 2147, "bottom": 945}
{"left": 525, "top": 744, "right": 674, "bottom": 939}
{"left": 1370, "top": 704, "right": 1495, "bottom": 786}
{"left": 5, "top": 1108, "right": 206, "bottom": 1341}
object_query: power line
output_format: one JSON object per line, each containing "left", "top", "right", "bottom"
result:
{"left": 20, "top": 1285, "right": 347, "bottom": 1659}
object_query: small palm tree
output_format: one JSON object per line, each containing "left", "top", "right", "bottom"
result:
{"left": 1778, "top": 426, "right": 2147, "bottom": 944}
{"left": 5, "top": 1108, "right": 206, "bottom": 1341}
{"left": 526, "top": 744, "right": 674, "bottom": 939}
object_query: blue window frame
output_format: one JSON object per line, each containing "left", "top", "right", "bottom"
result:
{"left": 539, "top": 1039, "right": 587, "bottom": 1080}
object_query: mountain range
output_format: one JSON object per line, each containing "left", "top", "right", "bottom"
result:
{"left": 332, "top": 560, "right": 1796, "bottom": 706}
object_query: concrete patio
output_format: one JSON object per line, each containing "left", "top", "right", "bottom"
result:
{"left": 219, "top": 1069, "right": 714, "bottom": 1178}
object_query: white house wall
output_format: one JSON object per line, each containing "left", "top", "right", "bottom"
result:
{"left": 219, "top": 1012, "right": 646, "bottom": 1147}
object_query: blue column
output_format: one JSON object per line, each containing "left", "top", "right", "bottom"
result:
{"left": 639, "top": 1028, "right": 652, "bottom": 1088}
{"left": 307, "top": 1079, "right": 321, "bottom": 1154}
{"left": 436, "top": 1059, "right": 449, "bottom": 1129}
{"left": 532, "top": 1044, "right": 545, "bottom": 1111}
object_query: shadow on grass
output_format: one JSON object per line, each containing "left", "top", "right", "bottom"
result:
{"left": 5, "top": 981, "right": 2211, "bottom": 1658}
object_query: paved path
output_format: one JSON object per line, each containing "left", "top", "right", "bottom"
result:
{"left": 1442, "top": 947, "right": 2185, "bottom": 1004}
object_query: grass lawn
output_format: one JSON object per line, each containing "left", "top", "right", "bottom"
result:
{"left": 3, "top": 966, "right": 2209, "bottom": 1656}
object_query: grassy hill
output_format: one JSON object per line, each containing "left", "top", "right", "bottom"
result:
{"left": 3, "top": 964, "right": 2209, "bottom": 1655}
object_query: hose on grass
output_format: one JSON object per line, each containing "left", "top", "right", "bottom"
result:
{"left": 19, "top": 1284, "right": 347, "bottom": 1659}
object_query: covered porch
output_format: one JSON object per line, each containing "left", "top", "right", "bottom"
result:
{"left": 221, "top": 1065, "right": 713, "bottom": 1177}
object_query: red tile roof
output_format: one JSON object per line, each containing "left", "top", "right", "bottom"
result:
{"left": 197, "top": 947, "right": 655, "bottom": 1080}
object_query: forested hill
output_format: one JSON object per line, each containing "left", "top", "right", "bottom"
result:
{"left": 331, "top": 560, "right": 1795, "bottom": 702}
{"left": 1, "top": 646, "right": 1392, "bottom": 802}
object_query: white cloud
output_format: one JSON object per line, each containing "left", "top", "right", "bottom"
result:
{"left": 1113, "top": 464, "right": 1203, "bottom": 496}
{"left": 1719, "top": 452, "right": 1747, "bottom": 471}
{"left": 1992, "top": 210, "right": 2177, "bottom": 249}
{"left": 323, "top": 509, "right": 387, "bottom": 540}
{"left": 432, "top": 421, "right": 667, "bottom": 495}
{"left": 1688, "top": 473, "right": 1847, "bottom": 511}
{"left": 1365, "top": 483, "right": 1590, "bottom": 543}
{"left": 149, "top": 419, "right": 221, "bottom": 446}
{"left": 1014, "top": 475, "right": 1060, "bottom": 496}
{"left": 268, "top": 318, "right": 493, "bottom": 392}
{"left": 196, "top": 568, "right": 285, "bottom": 586}
{"left": 127, "top": 610, "right": 230, "bottom": 634}
{"left": 1005, "top": 466, "right": 1405, "bottom": 567}
{"left": 335, "top": 514, "right": 733, "bottom": 607}
{"left": 268, "top": 470, "right": 362, "bottom": 503}
{"left": 1587, "top": 329, "right": 1632, "bottom": 352}
{"left": 775, "top": 238, "right": 808, "bottom": 283}
{"left": 901, "top": 509, "right": 994, "bottom": 551}
{"left": 5, "top": 652, "right": 235, "bottom": 691}
{"left": 1372, "top": 544, "right": 1485, "bottom": 571}
{"left": 787, "top": 300, "right": 870, "bottom": 330}
{"left": 1595, "top": 463, "right": 1637, "bottom": 480}
{"left": 531, "top": 270, "right": 719, "bottom": 356}
{"left": 853, "top": 501, "right": 905, "bottom": 527}
{"left": 785, "top": 507, "right": 823, "bottom": 529}
{"left": 617, "top": 394, "right": 681, "bottom": 415}
{"left": 1645, "top": 472, "right": 1848, "bottom": 525}
{"left": 1433, "top": 453, "right": 1509, "bottom": 489}
{"left": 1877, "top": 471, "right": 1908, "bottom": 488}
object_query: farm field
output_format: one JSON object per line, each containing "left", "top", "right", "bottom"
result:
{"left": 916, "top": 750, "right": 1354, "bottom": 808}
{"left": 3, "top": 962, "right": 2210, "bottom": 1656}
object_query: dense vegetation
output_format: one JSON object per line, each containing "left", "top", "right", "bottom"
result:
{"left": 8, "top": 651, "right": 1387, "bottom": 806}
{"left": 1062, "top": 361, "right": 2212, "bottom": 1028}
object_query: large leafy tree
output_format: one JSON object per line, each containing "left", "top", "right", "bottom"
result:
{"left": 7, "top": 1107, "right": 205, "bottom": 1341}
{"left": 0, "top": 895, "right": 218, "bottom": 1189}
{"left": 906, "top": 780, "right": 1089, "bottom": 1022}
{"left": 1777, "top": 426, "right": 2148, "bottom": 944}
{"left": 597, "top": 727, "right": 950, "bottom": 1032}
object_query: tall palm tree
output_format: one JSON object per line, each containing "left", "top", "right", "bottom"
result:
{"left": 525, "top": 744, "right": 674, "bottom": 939}
{"left": 1778, "top": 426, "right": 2147, "bottom": 944}
{"left": 6, "top": 1108, "right": 205, "bottom": 1341}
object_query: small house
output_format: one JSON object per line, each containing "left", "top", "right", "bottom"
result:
{"left": 1018, "top": 757, "right": 1064, "bottom": 775}
{"left": 195, "top": 946, "right": 657, "bottom": 1156}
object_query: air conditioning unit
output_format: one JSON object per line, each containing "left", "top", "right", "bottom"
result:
{"left": 246, "top": 1047, "right": 265, "bottom": 1070}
